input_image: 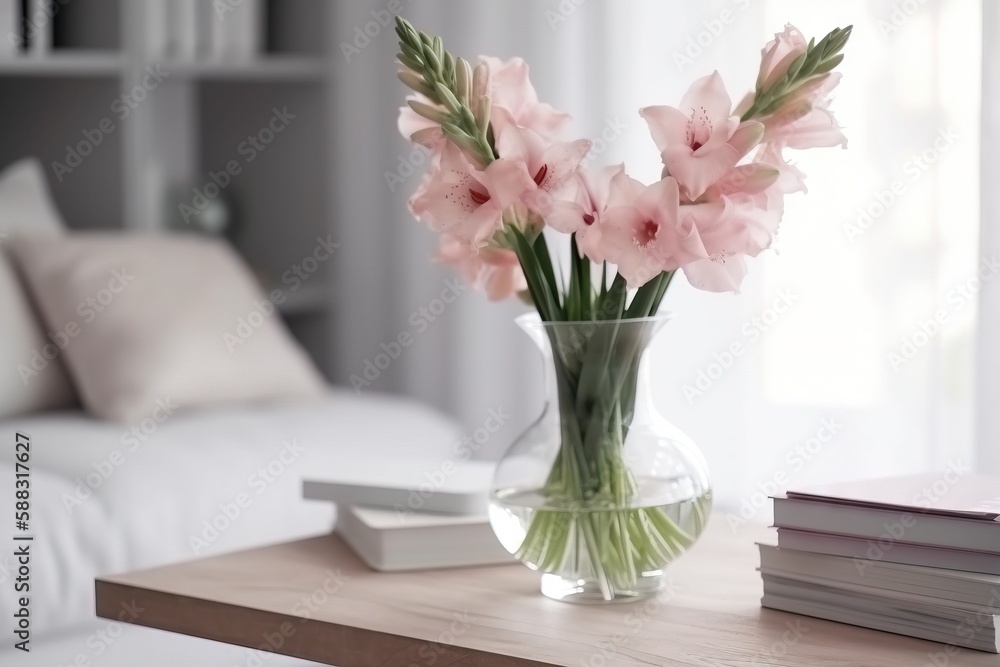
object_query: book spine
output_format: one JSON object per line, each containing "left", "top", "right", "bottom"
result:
{"left": 25, "top": 0, "right": 50, "bottom": 57}
{"left": 0, "top": 0, "right": 19, "bottom": 57}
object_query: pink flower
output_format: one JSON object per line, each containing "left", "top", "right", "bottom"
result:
{"left": 409, "top": 142, "right": 535, "bottom": 247}
{"left": 397, "top": 93, "right": 446, "bottom": 150}
{"left": 755, "top": 143, "right": 807, "bottom": 194}
{"left": 760, "top": 73, "right": 847, "bottom": 150}
{"left": 491, "top": 106, "right": 592, "bottom": 217}
{"left": 544, "top": 164, "right": 628, "bottom": 263}
{"left": 436, "top": 234, "right": 526, "bottom": 301}
{"left": 480, "top": 56, "right": 571, "bottom": 139}
{"left": 600, "top": 176, "right": 707, "bottom": 287}
{"left": 641, "top": 72, "right": 764, "bottom": 201}
{"left": 398, "top": 56, "right": 572, "bottom": 150}
{"left": 676, "top": 164, "right": 783, "bottom": 292}
{"left": 756, "top": 25, "right": 808, "bottom": 92}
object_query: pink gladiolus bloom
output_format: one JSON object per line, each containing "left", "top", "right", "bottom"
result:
{"left": 641, "top": 72, "right": 765, "bottom": 201}
{"left": 398, "top": 56, "right": 572, "bottom": 149}
{"left": 492, "top": 107, "right": 592, "bottom": 217}
{"left": 601, "top": 176, "right": 708, "bottom": 287}
{"left": 760, "top": 73, "right": 847, "bottom": 150}
{"left": 756, "top": 24, "right": 808, "bottom": 91}
{"left": 754, "top": 143, "right": 807, "bottom": 194}
{"left": 437, "top": 234, "right": 527, "bottom": 301}
{"left": 544, "top": 164, "right": 629, "bottom": 264}
{"left": 397, "top": 95, "right": 446, "bottom": 150}
{"left": 410, "top": 142, "right": 535, "bottom": 247}
{"left": 480, "top": 56, "right": 572, "bottom": 140}
{"left": 675, "top": 163, "right": 783, "bottom": 292}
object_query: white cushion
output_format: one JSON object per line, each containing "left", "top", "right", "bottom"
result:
{"left": 6, "top": 233, "right": 326, "bottom": 423}
{"left": 0, "top": 158, "right": 67, "bottom": 234}
{"left": 0, "top": 158, "right": 76, "bottom": 418}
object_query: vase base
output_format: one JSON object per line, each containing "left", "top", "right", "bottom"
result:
{"left": 540, "top": 571, "right": 666, "bottom": 604}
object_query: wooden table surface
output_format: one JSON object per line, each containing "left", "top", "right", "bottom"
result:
{"left": 96, "top": 517, "right": 1000, "bottom": 666}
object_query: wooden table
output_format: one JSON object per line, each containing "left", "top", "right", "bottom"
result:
{"left": 95, "top": 518, "right": 1000, "bottom": 666}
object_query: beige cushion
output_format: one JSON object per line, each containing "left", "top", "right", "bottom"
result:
{"left": 0, "top": 158, "right": 77, "bottom": 418}
{"left": 6, "top": 234, "right": 326, "bottom": 423}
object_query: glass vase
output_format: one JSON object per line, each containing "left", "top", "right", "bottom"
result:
{"left": 489, "top": 314, "right": 712, "bottom": 603}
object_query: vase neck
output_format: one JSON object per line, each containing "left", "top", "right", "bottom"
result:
{"left": 524, "top": 319, "right": 665, "bottom": 424}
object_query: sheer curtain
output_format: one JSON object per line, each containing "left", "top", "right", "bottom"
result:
{"left": 600, "top": 0, "right": 982, "bottom": 509}
{"left": 331, "top": 0, "right": 984, "bottom": 509}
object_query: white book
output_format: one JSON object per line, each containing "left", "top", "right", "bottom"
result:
{"left": 231, "top": 0, "right": 262, "bottom": 60}
{"left": 210, "top": 0, "right": 262, "bottom": 61}
{"left": 26, "top": 0, "right": 50, "bottom": 56}
{"left": 759, "top": 544, "right": 1000, "bottom": 608}
{"left": 772, "top": 496, "right": 1000, "bottom": 554}
{"left": 777, "top": 528, "right": 1000, "bottom": 576}
{"left": 337, "top": 505, "right": 513, "bottom": 571}
{"left": 303, "top": 458, "right": 495, "bottom": 515}
{"left": 0, "top": 0, "right": 19, "bottom": 56}
{"left": 761, "top": 575, "right": 1000, "bottom": 653}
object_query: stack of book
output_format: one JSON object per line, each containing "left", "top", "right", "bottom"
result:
{"left": 760, "top": 474, "right": 1000, "bottom": 653}
{"left": 303, "top": 456, "right": 512, "bottom": 571}
{"left": 146, "top": 0, "right": 265, "bottom": 62}
{"left": 0, "top": 0, "right": 264, "bottom": 60}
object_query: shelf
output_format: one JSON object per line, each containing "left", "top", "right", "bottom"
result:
{"left": 0, "top": 52, "right": 124, "bottom": 77}
{"left": 154, "top": 57, "right": 327, "bottom": 82}
{"left": 0, "top": 54, "right": 326, "bottom": 81}
{"left": 269, "top": 280, "right": 330, "bottom": 316}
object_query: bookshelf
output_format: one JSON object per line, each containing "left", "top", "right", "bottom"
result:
{"left": 0, "top": 0, "right": 335, "bottom": 376}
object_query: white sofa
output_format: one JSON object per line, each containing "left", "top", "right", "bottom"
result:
{"left": 0, "top": 390, "right": 461, "bottom": 666}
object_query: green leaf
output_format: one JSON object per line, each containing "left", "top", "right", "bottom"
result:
{"left": 813, "top": 53, "right": 844, "bottom": 75}
{"left": 533, "top": 232, "right": 563, "bottom": 317}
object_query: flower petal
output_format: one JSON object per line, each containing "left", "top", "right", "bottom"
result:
{"left": 639, "top": 106, "right": 690, "bottom": 153}
{"left": 679, "top": 71, "right": 733, "bottom": 128}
